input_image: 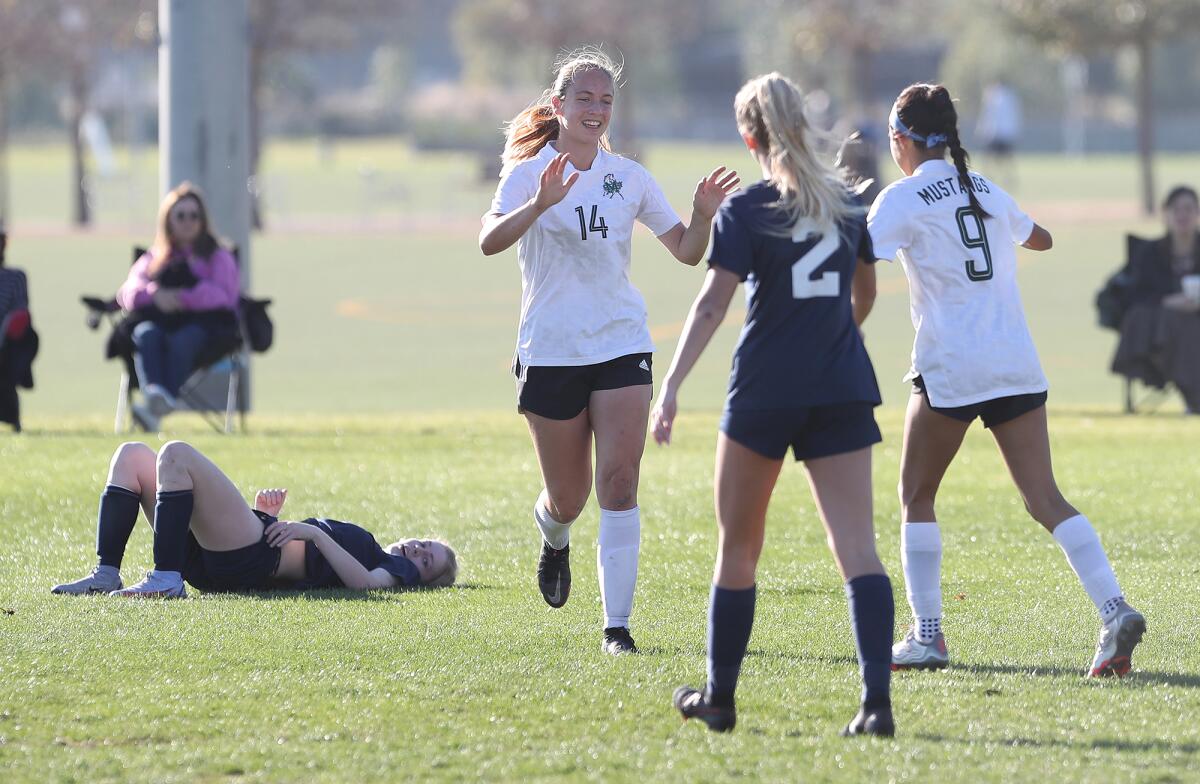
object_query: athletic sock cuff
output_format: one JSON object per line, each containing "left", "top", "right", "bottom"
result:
{"left": 599, "top": 506, "right": 639, "bottom": 520}
{"left": 901, "top": 522, "right": 941, "bottom": 550}
{"left": 104, "top": 484, "right": 141, "bottom": 499}
{"left": 156, "top": 488, "right": 194, "bottom": 500}
{"left": 1051, "top": 514, "right": 1092, "bottom": 547}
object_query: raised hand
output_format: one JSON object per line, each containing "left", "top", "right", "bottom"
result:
{"left": 693, "top": 166, "right": 741, "bottom": 221}
{"left": 533, "top": 152, "right": 581, "bottom": 212}
{"left": 254, "top": 488, "right": 288, "bottom": 517}
{"left": 649, "top": 390, "right": 678, "bottom": 446}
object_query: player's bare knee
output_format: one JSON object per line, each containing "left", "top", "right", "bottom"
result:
{"left": 597, "top": 466, "right": 638, "bottom": 510}
{"left": 546, "top": 493, "right": 586, "bottom": 524}
{"left": 110, "top": 441, "right": 154, "bottom": 471}
{"left": 156, "top": 441, "right": 196, "bottom": 481}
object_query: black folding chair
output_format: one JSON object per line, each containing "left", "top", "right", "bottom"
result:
{"left": 82, "top": 246, "right": 252, "bottom": 433}
{"left": 1098, "top": 234, "right": 1167, "bottom": 414}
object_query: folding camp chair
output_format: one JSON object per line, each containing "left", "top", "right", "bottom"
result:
{"left": 82, "top": 246, "right": 251, "bottom": 433}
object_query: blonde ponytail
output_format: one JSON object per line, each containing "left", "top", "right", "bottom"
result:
{"left": 735, "top": 73, "right": 857, "bottom": 236}
{"left": 500, "top": 46, "right": 622, "bottom": 166}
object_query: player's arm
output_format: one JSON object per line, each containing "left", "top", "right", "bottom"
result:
{"left": 649, "top": 267, "right": 740, "bottom": 445}
{"left": 265, "top": 520, "right": 395, "bottom": 590}
{"left": 1021, "top": 223, "right": 1053, "bottom": 251}
{"left": 656, "top": 167, "right": 740, "bottom": 266}
{"left": 479, "top": 152, "right": 578, "bottom": 256}
{"left": 851, "top": 258, "right": 877, "bottom": 327}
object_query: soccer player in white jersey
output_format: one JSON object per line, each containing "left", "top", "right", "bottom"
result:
{"left": 868, "top": 83, "right": 1145, "bottom": 678}
{"left": 479, "top": 48, "right": 738, "bottom": 655}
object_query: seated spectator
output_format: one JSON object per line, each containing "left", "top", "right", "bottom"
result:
{"left": 116, "top": 182, "right": 240, "bottom": 430}
{"left": 1111, "top": 185, "right": 1200, "bottom": 412}
{"left": 0, "top": 227, "right": 35, "bottom": 432}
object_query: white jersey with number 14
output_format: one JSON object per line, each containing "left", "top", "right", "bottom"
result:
{"left": 868, "top": 159, "right": 1047, "bottom": 408}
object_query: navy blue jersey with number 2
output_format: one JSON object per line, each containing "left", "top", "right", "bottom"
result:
{"left": 708, "top": 181, "right": 882, "bottom": 411}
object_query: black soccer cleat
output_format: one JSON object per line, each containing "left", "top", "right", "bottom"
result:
{"left": 602, "top": 626, "right": 638, "bottom": 655}
{"left": 673, "top": 686, "right": 736, "bottom": 732}
{"left": 536, "top": 542, "right": 571, "bottom": 608}
{"left": 840, "top": 703, "right": 895, "bottom": 738}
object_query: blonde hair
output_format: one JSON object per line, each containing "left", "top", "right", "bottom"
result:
{"left": 424, "top": 540, "right": 459, "bottom": 588}
{"left": 734, "top": 73, "right": 856, "bottom": 236}
{"left": 501, "top": 46, "right": 622, "bottom": 166}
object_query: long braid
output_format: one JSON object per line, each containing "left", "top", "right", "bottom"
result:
{"left": 946, "top": 128, "right": 990, "bottom": 220}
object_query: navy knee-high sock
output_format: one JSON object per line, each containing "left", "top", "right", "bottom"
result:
{"left": 845, "top": 573, "right": 894, "bottom": 709}
{"left": 706, "top": 584, "right": 757, "bottom": 707}
{"left": 96, "top": 485, "right": 142, "bottom": 569}
{"left": 152, "top": 489, "right": 194, "bottom": 573}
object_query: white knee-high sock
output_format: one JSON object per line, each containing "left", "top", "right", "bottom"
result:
{"left": 534, "top": 489, "right": 572, "bottom": 550}
{"left": 901, "top": 522, "right": 943, "bottom": 643}
{"left": 1052, "top": 514, "right": 1124, "bottom": 622}
{"left": 598, "top": 506, "right": 640, "bottom": 630}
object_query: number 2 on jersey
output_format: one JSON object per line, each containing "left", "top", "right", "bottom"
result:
{"left": 575, "top": 205, "right": 609, "bottom": 240}
{"left": 956, "top": 205, "right": 993, "bottom": 281}
{"left": 790, "top": 231, "right": 840, "bottom": 299}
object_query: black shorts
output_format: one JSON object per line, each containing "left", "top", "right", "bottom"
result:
{"left": 720, "top": 402, "right": 882, "bottom": 461}
{"left": 181, "top": 511, "right": 281, "bottom": 592}
{"left": 912, "top": 375, "right": 1047, "bottom": 429}
{"left": 513, "top": 352, "right": 653, "bottom": 420}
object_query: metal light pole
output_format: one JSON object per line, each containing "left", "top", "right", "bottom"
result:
{"left": 159, "top": 0, "right": 253, "bottom": 409}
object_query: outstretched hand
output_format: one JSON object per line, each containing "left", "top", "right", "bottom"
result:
{"left": 693, "top": 166, "right": 741, "bottom": 221}
{"left": 649, "top": 391, "right": 678, "bottom": 446}
{"left": 254, "top": 488, "right": 287, "bottom": 517}
{"left": 533, "top": 152, "right": 580, "bottom": 212}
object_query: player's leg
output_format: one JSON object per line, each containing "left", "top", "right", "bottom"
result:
{"left": 113, "top": 441, "right": 263, "bottom": 597}
{"left": 525, "top": 410, "right": 592, "bottom": 608}
{"left": 590, "top": 382, "right": 652, "bottom": 654}
{"left": 675, "top": 431, "right": 782, "bottom": 732}
{"left": 989, "top": 404, "right": 1145, "bottom": 676}
{"left": 803, "top": 446, "right": 894, "bottom": 736}
{"left": 51, "top": 442, "right": 156, "bottom": 595}
{"left": 894, "top": 391, "right": 970, "bottom": 668}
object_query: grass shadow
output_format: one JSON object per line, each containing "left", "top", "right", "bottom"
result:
{"left": 204, "top": 582, "right": 498, "bottom": 601}
{"left": 915, "top": 731, "right": 1200, "bottom": 755}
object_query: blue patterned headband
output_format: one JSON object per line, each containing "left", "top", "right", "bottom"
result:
{"left": 889, "top": 106, "right": 948, "bottom": 148}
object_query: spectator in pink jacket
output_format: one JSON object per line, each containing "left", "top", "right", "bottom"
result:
{"left": 116, "top": 182, "right": 239, "bottom": 430}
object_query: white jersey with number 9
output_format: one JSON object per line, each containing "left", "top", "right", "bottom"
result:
{"left": 867, "top": 159, "right": 1047, "bottom": 408}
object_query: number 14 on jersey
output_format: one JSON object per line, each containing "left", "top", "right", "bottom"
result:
{"left": 575, "top": 205, "right": 609, "bottom": 240}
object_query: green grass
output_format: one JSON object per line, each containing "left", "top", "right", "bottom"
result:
{"left": 2, "top": 411, "right": 1199, "bottom": 783}
{"left": 3, "top": 140, "right": 1200, "bottom": 781}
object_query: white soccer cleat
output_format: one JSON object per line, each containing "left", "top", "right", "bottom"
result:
{"left": 1088, "top": 602, "right": 1146, "bottom": 678}
{"left": 109, "top": 571, "right": 186, "bottom": 599}
{"left": 891, "top": 628, "right": 949, "bottom": 671}
{"left": 51, "top": 566, "right": 123, "bottom": 595}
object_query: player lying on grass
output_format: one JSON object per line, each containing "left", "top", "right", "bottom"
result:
{"left": 51, "top": 441, "right": 457, "bottom": 597}
{"left": 651, "top": 73, "right": 895, "bottom": 737}
{"left": 868, "top": 82, "right": 1144, "bottom": 678}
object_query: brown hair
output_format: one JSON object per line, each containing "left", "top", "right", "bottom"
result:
{"left": 501, "top": 47, "right": 621, "bottom": 166}
{"left": 894, "top": 83, "right": 990, "bottom": 220}
{"left": 147, "top": 181, "right": 220, "bottom": 278}
{"left": 735, "top": 73, "right": 856, "bottom": 236}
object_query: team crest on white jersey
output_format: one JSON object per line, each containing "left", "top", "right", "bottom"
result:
{"left": 603, "top": 173, "right": 624, "bottom": 199}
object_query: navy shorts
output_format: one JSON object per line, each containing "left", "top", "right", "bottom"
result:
{"left": 513, "top": 352, "right": 652, "bottom": 420}
{"left": 720, "top": 402, "right": 882, "bottom": 461}
{"left": 181, "top": 511, "right": 282, "bottom": 592}
{"left": 912, "top": 375, "right": 1047, "bottom": 429}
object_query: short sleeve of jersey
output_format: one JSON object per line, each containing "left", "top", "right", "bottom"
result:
{"left": 706, "top": 200, "right": 753, "bottom": 281}
{"left": 376, "top": 552, "right": 421, "bottom": 586}
{"left": 998, "top": 187, "right": 1034, "bottom": 244}
{"left": 636, "top": 169, "right": 682, "bottom": 237}
{"left": 866, "top": 185, "right": 911, "bottom": 262}
{"left": 852, "top": 209, "right": 877, "bottom": 265}
{"left": 489, "top": 161, "right": 536, "bottom": 216}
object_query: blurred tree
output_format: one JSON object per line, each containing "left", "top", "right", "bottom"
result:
{"left": 998, "top": 0, "right": 1200, "bottom": 214}
{"left": 0, "top": 0, "right": 54, "bottom": 224}
{"left": 14, "top": 0, "right": 151, "bottom": 227}
{"left": 742, "top": 0, "right": 943, "bottom": 119}
{"left": 452, "top": 0, "right": 707, "bottom": 154}
{"left": 247, "top": 0, "right": 418, "bottom": 228}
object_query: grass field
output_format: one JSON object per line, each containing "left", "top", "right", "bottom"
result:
{"left": 2, "top": 140, "right": 1200, "bottom": 782}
